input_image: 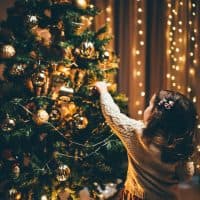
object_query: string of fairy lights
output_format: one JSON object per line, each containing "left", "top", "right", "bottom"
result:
{"left": 166, "top": 0, "right": 199, "bottom": 126}
{"left": 133, "top": 0, "right": 146, "bottom": 118}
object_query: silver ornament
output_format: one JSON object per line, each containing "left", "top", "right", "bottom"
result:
{"left": 32, "top": 71, "right": 47, "bottom": 86}
{"left": 56, "top": 164, "right": 70, "bottom": 182}
{"left": 1, "top": 117, "right": 16, "bottom": 132}
{"left": 0, "top": 45, "right": 16, "bottom": 59}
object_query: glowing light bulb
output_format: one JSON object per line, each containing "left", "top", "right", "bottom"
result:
{"left": 192, "top": 3, "right": 196, "bottom": 7}
{"left": 172, "top": 41, "right": 176, "bottom": 45}
{"left": 138, "top": 8, "right": 143, "bottom": 12}
{"left": 169, "top": 15, "right": 172, "bottom": 19}
{"left": 178, "top": 38, "right": 183, "bottom": 43}
{"left": 138, "top": 30, "right": 143, "bottom": 35}
{"left": 197, "top": 125, "right": 200, "bottom": 129}
{"left": 177, "top": 85, "right": 181, "bottom": 90}
{"left": 136, "top": 71, "right": 141, "bottom": 76}
{"left": 166, "top": 73, "right": 171, "bottom": 78}
{"left": 169, "top": 32, "right": 173, "bottom": 36}
{"left": 106, "top": 17, "right": 111, "bottom": 22}
{"left": 137, "top": 61, "right": 142, "bottom": 65}
{"left": 180, "top": 1, "right": 183, "bottom": 6}
{"left": 138, "top": 110, "right": 143, "bottom": 115}
{"left": 168, "top": 21, "right": 172, "bottom": 25}
{"left": 192, "top": 12, "right": 196, "bottom": 16}
{"left": 139, "top": 82, "right": 143, "bottom": 87}
{"left": 137, "top": 19, "right": 142, "bottom": 24}
{"left": 135, "top": 101, "right": 140, "bottom": 106}
{"left": 193, "top": 60, "right": 197, "bottom": 64}
{"left": 190, "top": 52, "right": 194, "bottom": 56}
{"left": 178, "top": 29, "right": 182, "bottom": 33}
{"left": 106, "top": 6, "right": 112, "bottom": 13}
{"left": 187, "top": 87, "right": 192, "bottom": 93}
{"left": 189, "top": 21, "right": 192, "bottom": 25}
{"left": 172, "top": 26, "right": 176, "bottom": 31}
{"left": 175, "top": 48, "right": 180, "bottom": 52}
{"left": 189, "top": 68, "right": 195, "bottom": 75}
{"left": 136, "top": 50, "right": 140, "bottom": 55}
{"left": 194, "top": 29, "right": 197, "bottom": 33}
{"left": 141, "top": 92, "right": 145, "bottom": 96}
{"left": 168, "top": 3, "right": 172, "bottom": 8}
{"left": 178, "top": 21, "right": 183, "bottom": 25}
{"left": 171, "top": 76, "right": 175, "bottom": 80}
{"left": 140, "top": 41, "right": 144, "bottom": 46}
{"left": 191, "top": 37, "right": 195, "bottom": 41}
{"left": 172, "top": 82, "right": 176, "bottom": 87}
{"left": 193, "top": 96, "right": 196, "bottom": 103}
{"left": 176, "top": 66, "right": 180, "bottom": 71}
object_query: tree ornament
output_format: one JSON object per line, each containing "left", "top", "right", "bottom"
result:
{"left": 33, "top": 109, "right": 49, "bottom": 125}
{"left": 73, "top": 113, "right": 88, "bottom": 129}
{"left": 79, "top": 41, "right": 96, "bottom": 59}
{"left": 0, "top": 44, "right": 16, "bottom": 59}
{"left": 75, "top": 16, "right": 92, "bottom": 35}
{"left": 41, "top": 195, "right": 48, "bottom": 200}
{"left": 31, "top": 71, "right": 47, "bottom": 87}
{"left": 31, "top": 27, "right": 52, "bottom": 46}
{"left": 49, "top": 108, "right": 61, "bottom": 122}
{"left": 9, "top": 63, "right": 27, "bottom": 77}
{"left": 8, "top": 188, "right": 22, "bottom": 200}
{"left": 62, "top": 47, "right": 74, "bottom": 61}
{"left": 1, "top": 116, "right": 16, "bottom": 132}
{"left": 26, "top": 15, "right": 38, "bottom": 27}
{"left": 73, "top": 0, "right": 88, "bottom": 9}
{"left": 57, "top": 64, "right": 71, "bottom": 77}
{"left": 56, "top": 164, "right": 71, "bottom": 181}
{"left": 101, "top": 50, "right": 110, "bottom": 61}
{"left": 12, "top": 164, "right": 20, "bottom": 178}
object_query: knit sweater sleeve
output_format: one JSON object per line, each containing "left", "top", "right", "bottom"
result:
{"left": 100, "top": 92, "right": 143, "bottom": 150}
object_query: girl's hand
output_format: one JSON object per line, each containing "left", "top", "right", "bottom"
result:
{"left": 94, "top": 81, "right": 108, "bottom": 94}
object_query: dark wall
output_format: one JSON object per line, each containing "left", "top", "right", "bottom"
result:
{"left": 0, "top": 0, "right": 15, "bottom": 20}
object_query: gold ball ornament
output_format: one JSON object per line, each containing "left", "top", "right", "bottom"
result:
{"left": 8, "top": 188, "right": 22, "bottom": 200}
{"left": 0, "top": 45, "right": 16, "bottom": 59}
{"left": 56, "top": 164, "right": 71, "bottom": 182}
{"left": 31, "top": 71, "right": 47, "bottom": 86}
{"left": 80, "top": 41, "right": 96, "bottom": 59}
{"left": 73, "top": 0, "right": 88, "bottom": 9}
{"left": 1, "top": 116, "right": 16, "bottom": 132}
{"left": 33, "top": 109, "right": 49, "bottom": 125}
{"left": 73, "top": 113, "right": 88, "bottom": 129}
{"left": 9, "top": 63, "right": 27, "bottom": 77}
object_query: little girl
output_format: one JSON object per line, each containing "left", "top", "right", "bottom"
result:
{"left": 94, "top": 82, "right": 197, "bottom": 200}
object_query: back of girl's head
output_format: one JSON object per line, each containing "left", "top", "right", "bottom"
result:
{"left": 143, "top": 90, "right": 197, "bottom": 163}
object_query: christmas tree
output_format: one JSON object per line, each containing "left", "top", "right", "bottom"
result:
{"left": 0, "top": 0, "right": 127, "bottom": 199}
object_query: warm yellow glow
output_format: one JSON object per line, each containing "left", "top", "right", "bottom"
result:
{"left": 138, "top": 110, "right": 143, "bottom": 115}
{"left": 187, "top": 87, "right": 192, "bottom": 93}
{"left": 178, "top": 38, "right": 183, "bottom": 43}
{"left": 194, "top": 29, "right": 197, "bottom": 33}
{"left": 197, "top": 125, "right": 200, "bottom": 129}
{"left": 106, "top": 6, "right": 112, "bottom": 13}
{"left": 139, "top": 82, "right": 143, "bottom": 87}
{"left": 193, "top": 96, "right": 197, "bottom": 103}
{"left": 171, "top": 46, "right": 174, "bottom": 50}
{"left": 168, "top": 21, "right": 172, "bottom": 25}
{"left": 172, "top": 26, "right": 176, "bottom": 31}
{"left": 175, "top": 48, "right": 180, "bottom": 52}
{"left": 135, "top": 101, "right": 140, "bottom": 106}
{"left": 189, "top": 68, "right": 195, "bottom": 76}
{"left": 166, "top": 73, "right": 171, "bottom": 78}
{"left": 169, "top": 32, "right": 173, "bottom": 36}
{"left": 106, "top": 17, "right": 111, "bottom": 22}
{"left": 192, "top": 3, "right": 196, "bottom": 7}
{"left": 171, "top": 76, "right": 175, "bottom": 80}
{"left": 136, "top": 71, "right": 141, "bottom": 76}
{"left": 192, "top": 12, "right": 196, "bottom": 16}
{"left": 191, "top": 37, "right": 195, "bottom": 41}
{"left": 178, "top": 28, "right": 182, "bottom": 33}
{"left": 179, "top": 57, "right": 184, "bottom": 61}
{"left": 137, "top": 19, "right": 142, "bottom": 24}
{"left": 169, "top": 37, "right": 173, "bottom": 41}
{"left": 141, "top": 92, "right": 145, "bottom": 96}
{"left": 194, "top": 44, "right": 198, "bottom": 48}
{"left": 189, "top": 21, "right": 192, "bottom": 25}
{"left": 138, "top": 30, "right": 143, "bottom": 35}
{"left": 193, "top": 60, "right": 197, "bottom": 64}
{"left": 190, "top": 52, "right": 194, "bottom": 56}
{"left": 177, "top": 85, "right": 181, "bottom": 90}
{"left": 136, "top": 50, "right": 140, "bottom": 55}
{"left": 172, "top": 82, "right": 176, "bottom": 87}
{"left": 172, "top": 41, "right": 176, "bottom": 45}
{"left": 178, "top": 21, "right": 183, "bottom": 25}
{"left": 175, "top": 66, "right": 180, "bottom": 71}
{"left": 179, "top": 1, "right": 183, "bottom": 6}
{"left": 138, "top": 8, "right": 143, "bottom": 12}
{"left": 137, "top": 61, "right": 142, "bottom": 65}
{"left": 173, "top": 57, "right": 177, "bottom": 62}
{"left": 169, "top": 15, "right": 172, "bottom": 19}
{"left": 168, "top": 50, "right": 172, "bottom": 54}
{"left": 168, "top": 3, "right": 172, "bottom": 8}
{"left": 140, "top": 41, "right": 144, "bottom": 46}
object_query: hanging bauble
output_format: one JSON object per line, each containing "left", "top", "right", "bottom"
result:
{"left": 31, "top": 27, "right": 52, "bottom": 46}
{"left": 79, "top": 41, "right": 96, "bottom": 59}
{"left": 12, "top": 164, "right": 20, "bottom": 178}
{"left": 26, "top": 15, "right": 38, "bottom": 27}
{"left": 101, "top": 50, "right": 110, "bottom": 61}
{"left": 8, "top": 188, "right": 22, "bottom": 200}
{"left": 32, "top": 109, "right": 49, "bottom": 125}
{"left": 56, "top": 164, "right": 71, "bottom": 182}
{"left": 41, "top": 195, "right": 48, "bottom": 200}
{"left": 31, "top": 71, "right": 47, "bottom": 87}
{"left": 73, "top": 113, "right": 88, "bottom": 129}
{"left": 0, "top": 44, "right": 16, "bottom": 59}
{"left": 73, "top": 0, "right": 88, "bottom": 9}
{"left": 57, "top": 64, "right": 71, "bottom": 77}
{"left": 9, "top": 63, "right": 27, "bottom": 77}
{"left": 1, "top": 116, "right": 16, "bottom": 132}
{"left": 49, "top": 108, "right": 61, "bottom": 122}
{"left": 62, "top": 47, "right": 74, "bottom": 61}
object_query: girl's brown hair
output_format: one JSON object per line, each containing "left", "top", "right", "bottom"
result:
{"left": 143, "top": 90, "right": 197, "bottom": 163}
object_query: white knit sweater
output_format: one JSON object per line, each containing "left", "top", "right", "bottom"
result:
{"left": 100, "top": 92, "right": 194, "bottom": 200}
